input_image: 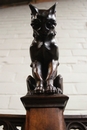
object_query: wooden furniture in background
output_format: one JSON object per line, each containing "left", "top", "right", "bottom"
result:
{"left": 0, "top": 114, "right": 87, "bottom": 130}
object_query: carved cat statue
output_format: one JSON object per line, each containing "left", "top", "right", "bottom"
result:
{"left": 27, "top": 4, "right": 63, "bottom": 94}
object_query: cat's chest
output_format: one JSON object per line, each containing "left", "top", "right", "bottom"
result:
{"left": 30, "top": 40, "right": 56, "bottom": 61}
{"left": 37, "top": 41, "right": 51, "bottom": 50}
{"left": 37, "top": 41, "right": 55, "bottom": 60}
{"left": 31, "top": 41, "right": 51, "bottom": 51}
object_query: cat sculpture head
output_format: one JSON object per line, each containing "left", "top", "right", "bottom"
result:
{"left": 29, "top": 4, "right": 57, "bottom": 41}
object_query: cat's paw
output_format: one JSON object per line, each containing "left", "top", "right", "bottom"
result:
{"left": 34, "top": 86, "right": 44, "bottom": 94}
{"left": 45, "top": 85, "right": 57, "bottom": 94}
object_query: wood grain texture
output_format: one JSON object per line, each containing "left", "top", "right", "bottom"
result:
{"left": 25, "top": 108, "right": 66, "bottom": 130}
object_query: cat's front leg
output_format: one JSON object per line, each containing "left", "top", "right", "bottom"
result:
{"left": 45, "top": 60, "right": 59, "bottom": 94}
{"left": 31, "top": 61, "right": 44, "bottom": 93}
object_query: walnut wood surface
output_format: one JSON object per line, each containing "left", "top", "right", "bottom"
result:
{"left": 25, "top": 108, "right": 66, "bottom": 130}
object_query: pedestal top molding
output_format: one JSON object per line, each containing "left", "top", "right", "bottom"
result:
{"left": 21, "top": 94, "right": 69, "bottom": 110}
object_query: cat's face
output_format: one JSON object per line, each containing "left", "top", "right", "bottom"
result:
{"left": 29, "top": 4, "right": 57, "bottom": 39}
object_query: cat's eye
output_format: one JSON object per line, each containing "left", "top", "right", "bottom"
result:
{"left": 31, "top": 19, "right": 41, "bottom": 30}
{"left": 45, "top": 19, "right": 56, "bottom": 30}
{"left": 46, "top": 22, "right": 53, "bottom": 29}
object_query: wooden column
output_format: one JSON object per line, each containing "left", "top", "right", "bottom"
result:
{"left": 21, "top": 94, "right": 69, "bottom": 130}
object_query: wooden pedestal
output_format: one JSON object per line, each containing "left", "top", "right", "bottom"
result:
{"left": 21, "top": 94, "right": 69, "bottom": 130}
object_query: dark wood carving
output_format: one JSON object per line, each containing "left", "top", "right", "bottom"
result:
{"left": 20, "top": 4, "right": 68, "bottom": 130}
{"left": 26, "top": 3, "right": 63, "bottom": 95}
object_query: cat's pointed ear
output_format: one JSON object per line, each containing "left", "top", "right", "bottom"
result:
{"left": 48, "top": 3, "right": 56, "bottom": 14}
{"left": 29, "top": 4, "right": 38, "bottom": 15}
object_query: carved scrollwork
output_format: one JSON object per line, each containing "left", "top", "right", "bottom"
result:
{"left": 66, "top": 121, "right": 87, "bottom": 130}
{"left": 0, "top": 119, "right": 19, "bottom": 130}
